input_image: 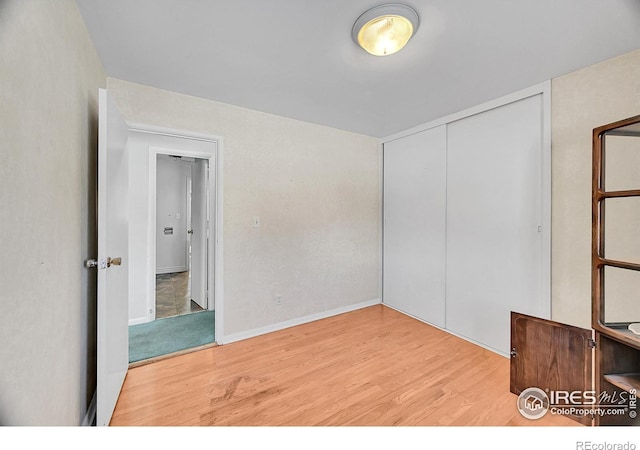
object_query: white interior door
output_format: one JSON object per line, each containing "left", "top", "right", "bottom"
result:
{"left": 383, "top": 125, "right": 447, "bottom": 327}
{"left": 190, "top": 159, "right": 208, "bottom": 309}
{"left": 96, "top": 88, "right": 129, "bottom": 426}
{"left": 445, "top": 94, "right": 544, "bottom": 355}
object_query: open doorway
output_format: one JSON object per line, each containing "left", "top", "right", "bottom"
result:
{"left": 126, "top": 126, "right": 221, "bottom": 365}
{"left": 128, "top": 153, "right": 214, "bottom": 364}
{"left": 155, "top": 154, "right": 209, "bottom": 320}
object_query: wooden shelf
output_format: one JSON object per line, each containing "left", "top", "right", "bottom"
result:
{"left": 597, "top": 189, "right": 640, "bottom": 199}
{"left": 603, "top": 373, "right": 640, "bottom": 393}
{"left": 596, "top": 258, "right": 640, "bottom": 272}
{"left": 600, "top": 325, "right": 640, "bottom": 351}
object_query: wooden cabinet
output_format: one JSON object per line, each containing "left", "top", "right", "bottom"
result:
{"left": 592, "top": 115, "right": 640, "bottom": 426}
{"left": 510, "top": 114, "right": 640, "bottom": 426}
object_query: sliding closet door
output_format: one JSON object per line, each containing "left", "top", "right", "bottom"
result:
{"left": 446, "top": 95, "right": 544, "bottom": 355}
{"left": 383, "top": 126, "right": 446, "bottom": 327}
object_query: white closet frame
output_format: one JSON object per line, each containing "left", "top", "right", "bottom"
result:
{"left": 381, "top": 81, "right": 551, "bottom": 356}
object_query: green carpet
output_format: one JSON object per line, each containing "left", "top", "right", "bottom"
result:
{"left": 129, "top": 310, "right": 215, "bottom": 363}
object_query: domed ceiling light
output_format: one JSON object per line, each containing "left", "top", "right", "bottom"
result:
{"left": 352, "top": 4, "right": 420, "bottom": 56}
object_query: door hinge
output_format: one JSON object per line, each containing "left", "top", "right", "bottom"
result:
{"left": 510, "top": 348, "right": 518, "bottom": 358}
{"left": 588, "top": 338, "right": 597, "bottom": 349}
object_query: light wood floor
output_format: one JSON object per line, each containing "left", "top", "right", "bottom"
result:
{"left": 111, "top": 305, "right": 579, "bottom": 426}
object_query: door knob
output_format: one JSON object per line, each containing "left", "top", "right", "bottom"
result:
{"left": 85, "top": 257, "right": 120, "bottom": 269}
{"left": 86, "top": 258, "right": 108, "bottom": 269}
{"left": 107, "top": 257, "right": 122, "bottom": 267}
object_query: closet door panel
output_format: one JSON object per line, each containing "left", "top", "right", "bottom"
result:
{"left": 383, "top": 126, "right": 446, "bottom": 327}
{"left": 446, "top": 95, "right": 544, "bottom": 355}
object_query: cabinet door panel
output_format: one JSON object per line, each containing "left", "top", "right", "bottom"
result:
{"left": 511, "top": 312, "right": 592, "bottom": 425}
{"left": 383, "top": 126, "right": 446, "bottom": 327}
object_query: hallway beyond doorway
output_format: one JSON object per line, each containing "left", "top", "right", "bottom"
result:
{"left": 155, "top": 272, "right": 204, "bottom": 319}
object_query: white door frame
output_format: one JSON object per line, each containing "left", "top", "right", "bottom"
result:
{"left": 130, "top": 123, "right": 224, "bottom": 342}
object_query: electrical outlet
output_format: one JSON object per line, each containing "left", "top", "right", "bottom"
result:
{"left": 276, "top": 294, "right": 282, "bottom": 305}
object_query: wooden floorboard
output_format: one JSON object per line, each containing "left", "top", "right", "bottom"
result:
{"left": 110, "top": 305, "right": 580, "bottom": 426}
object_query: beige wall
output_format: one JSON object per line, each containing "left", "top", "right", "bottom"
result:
{"left": 107, "top": 78, "right": 382, "bottom": 338}
{"left": 0, "top": 1, "right": 106, "bottom": 424}
{"left": 551, "top": 49, "right": 640, "bottom": 329}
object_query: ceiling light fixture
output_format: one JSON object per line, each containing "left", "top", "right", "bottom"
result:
{"left": 352, "top": 3, "right": 420, "bottom": 56}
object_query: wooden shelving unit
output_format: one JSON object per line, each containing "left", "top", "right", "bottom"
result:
{"left": 592, "top": 114, "right": 640, "bottom": 426}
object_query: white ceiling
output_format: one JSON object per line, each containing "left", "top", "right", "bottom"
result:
{"left": 75, "top": 0, "right": 640, "bottom": 138}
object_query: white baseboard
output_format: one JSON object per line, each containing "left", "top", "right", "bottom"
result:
{"left": 129, "top": 317, "right": 150, "bottom": 326}
{"left": 220, "top": 298, "right": 381, "bottom": 345}
{"left": 82, "top": 391, "right": 96, "bottom": 426}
